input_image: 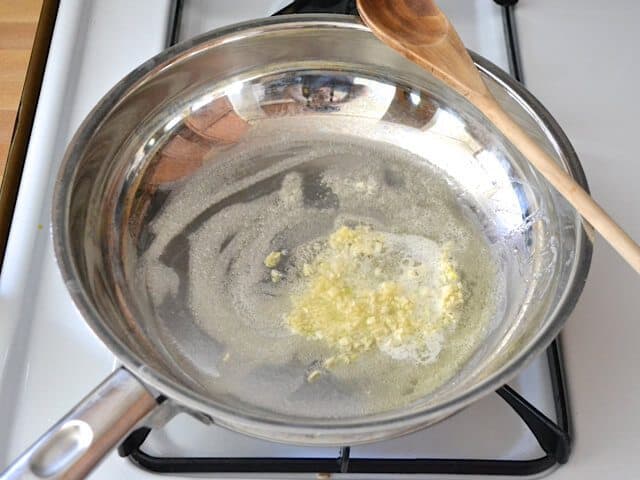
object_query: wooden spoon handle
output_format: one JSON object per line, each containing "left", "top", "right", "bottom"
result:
{"left": 473, "top": 93, "right": 640, "bottom": 273}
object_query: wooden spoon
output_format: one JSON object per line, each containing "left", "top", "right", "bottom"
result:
{"left": 357, "top": 0, "right": 640, "bottom": 274}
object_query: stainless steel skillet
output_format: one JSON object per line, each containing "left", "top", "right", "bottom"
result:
{"left": 2, "top": 14, "right": 591, "bottom": 480}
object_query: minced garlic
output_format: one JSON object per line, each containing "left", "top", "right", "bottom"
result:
{"left": 264, "top": 250, "right": 283, "bottom": 268}
{"left": 270, "top": 269, "right": 284, "bottom": 283}
{"left": 283, "top": 225, "right": 464, "bottom": 367}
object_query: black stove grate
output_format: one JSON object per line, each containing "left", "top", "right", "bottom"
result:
{"left": 120, "top": 0, "right": 575, "bottom": 476}
{"left": 119, "top": 339, "right": 571, "bottom": 476}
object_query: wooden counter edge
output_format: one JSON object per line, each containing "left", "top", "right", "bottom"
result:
{"left": 0, "top": 0, "right": 60, "bottom": 268}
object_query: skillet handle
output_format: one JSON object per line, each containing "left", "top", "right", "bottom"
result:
{"left": 0, "top": 368, "right": 157, "bottom": 480}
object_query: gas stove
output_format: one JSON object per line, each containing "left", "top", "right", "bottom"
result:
{"left": 2, "top": 1, "right": 638, "bottom": 479}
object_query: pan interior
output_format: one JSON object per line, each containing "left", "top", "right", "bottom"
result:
{"left": 106, "top": 69, "right": 558, "bottom": 421}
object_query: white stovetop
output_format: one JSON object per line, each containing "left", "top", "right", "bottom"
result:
{"left": 0, "top": 1, "right": 639, "bottom": 479}
{"left": 516, "top": 1, "right": 640, "bottom": 478}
